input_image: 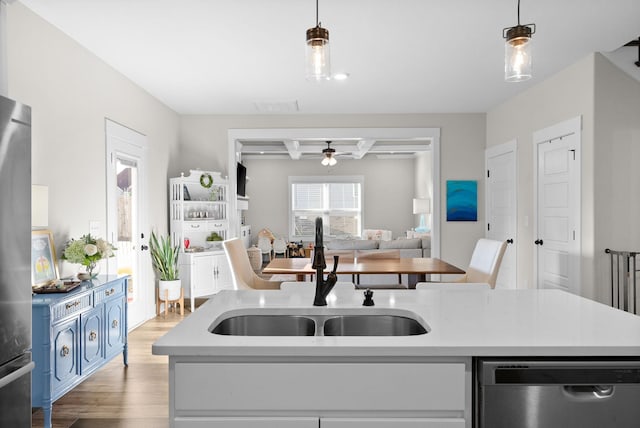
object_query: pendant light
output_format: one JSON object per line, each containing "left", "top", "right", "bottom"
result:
{"left": 321, "top": 141, "right": 337, "bottom": 166}
{"left": 502, "top": 0, "right": 536, "bottom": 82}
{"left": 306, "top": 0, "right": 331, "bottom": 81}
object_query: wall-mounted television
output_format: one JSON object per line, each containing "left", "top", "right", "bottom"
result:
{"left": 237, "top": 162, "right": 247, "bottom": 197}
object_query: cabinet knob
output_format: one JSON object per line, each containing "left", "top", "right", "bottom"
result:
{"left": 89, "top": 331, "right": 97, "bottom": 341}
{"left": 141, "top": 244, "right": 149, "bottom": 251}
{"left": 60, "top": 345, "right": 70, "bottom": 357}
{"left": 534, "top": 239, "right": 544, "bottom": 246}
{"left": 112, "top": 319, "right": 119, "bottom": 329}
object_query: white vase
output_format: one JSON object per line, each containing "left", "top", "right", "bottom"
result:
{"left": 158, "top": 279, "right": 182, "bottom": 301}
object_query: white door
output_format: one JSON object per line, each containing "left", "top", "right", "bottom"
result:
{"left": 105, "top": 119, "right": 151, "bottom": 330}
{"left": 534, "top": 117, "right": 581, "bottom": 294}
{"left": 486, "top": 141, "right": 517, "bottom": 289}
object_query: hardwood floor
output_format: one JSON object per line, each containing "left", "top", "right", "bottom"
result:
{"left": 31, "top": 303, "right": 193, "bottom": 428}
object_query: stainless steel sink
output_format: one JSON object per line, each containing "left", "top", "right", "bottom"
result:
{"left": 323, "top": 315, "right": 428, "bottom": 336}
{"left": 211, "top": 315, "right": 316, "bottom": 336}
{"left": 210, "top": 308, "right": 429, "bottom": 337}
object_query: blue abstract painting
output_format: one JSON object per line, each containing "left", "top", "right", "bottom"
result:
{"left": 447, "top": 180, "right": 477, "bottom": 221}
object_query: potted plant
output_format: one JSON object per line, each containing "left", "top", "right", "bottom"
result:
{"left": 149, "top": 231, "right": 181, "bottom": 301}
{"left": 62, "top": 234, "right": 116, "bottom": 280}
{"left": 205, "top": 231, "right": 224, "bottom": 249}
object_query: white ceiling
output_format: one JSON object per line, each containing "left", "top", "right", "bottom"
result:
{"left": 19, "top": 0, "right": 640, "bottom": 115}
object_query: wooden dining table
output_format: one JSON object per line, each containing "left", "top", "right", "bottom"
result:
{"left": 262, "top": 257, "right": 465, "bottom": 289}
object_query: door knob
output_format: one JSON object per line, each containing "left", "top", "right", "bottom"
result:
{"left": 506, "top": 239, "right": 514, "bottom": 244}
{"left": 141, "top": 244, "right": 149, "bottom": 251}
{"left": 534, "top": 239, "right": 543, "bottom": 245}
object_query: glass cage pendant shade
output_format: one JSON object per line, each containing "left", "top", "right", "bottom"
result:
{"left": 505, "top": 32, "right": 532, "bottom": 82}
{"left": 306, "top": 26, "right": 331, "bottom": 81}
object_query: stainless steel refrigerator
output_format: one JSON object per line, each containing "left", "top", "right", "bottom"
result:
{"left": 0, "top": 94, "right": 34, "bottom": 426}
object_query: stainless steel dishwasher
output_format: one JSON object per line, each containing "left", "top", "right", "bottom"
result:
{"left": 475, "top": 358, "right": 640, "bottom": 428}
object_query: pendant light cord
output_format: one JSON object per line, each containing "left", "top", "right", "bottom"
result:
{"left": 316, "top": 0, "right": 320, "bottom": 27}
{"left": 516, "top": 0, "right": 521, "bottom": 25}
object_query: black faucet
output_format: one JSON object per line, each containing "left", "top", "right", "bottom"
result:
{"left": 312, "top": 217, "right": 339, "bottom": 306}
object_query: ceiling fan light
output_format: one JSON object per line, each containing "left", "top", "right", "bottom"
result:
{"left": 306, "top": 25, "right": 331, "bottom": 81}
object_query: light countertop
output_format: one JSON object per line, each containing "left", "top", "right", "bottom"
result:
{"left": 152, "top": 288, "right": 640, "bottom": 358}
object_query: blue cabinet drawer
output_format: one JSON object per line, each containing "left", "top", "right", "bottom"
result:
{"left": 94, "top": 279, "right": 125, "bottom": 305}
{"left": 52, "top": 293, "right": 92, "bottom": 322}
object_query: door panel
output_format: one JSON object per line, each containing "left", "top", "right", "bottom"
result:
{"left": 486, "top": 142, "right": 517, "bottom": 289}
{"left": 537, "top": 137, "right": 576, "bottom": 291}
{"left": 106, "top": 119, "right": 150, "bottom": 329}
{"left": 534, "top": 117, "right": 581, "bottom": 294}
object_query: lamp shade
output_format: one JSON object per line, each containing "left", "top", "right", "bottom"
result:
{"left": 504, "top": 28, "right": 532, "bottom": 82}
{"left": 306, "top": 26, "right": 331, "bottom": 81}
{"left": 413, "top": 198, "right": 430, "bottom": 215}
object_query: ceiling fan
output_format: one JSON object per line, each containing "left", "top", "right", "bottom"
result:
{"left": 321, "top": 141, "right": 337, "bottom": 166}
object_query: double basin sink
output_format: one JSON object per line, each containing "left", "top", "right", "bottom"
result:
{"left": 210, "top": 308, "right": 429, "bottom": 337}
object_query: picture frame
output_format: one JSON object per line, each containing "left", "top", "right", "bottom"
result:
{"left": 446, "top": 180, "right": 478, "bottom": 221}
{"left": 31, "top": 229, "right": 59, "bottom": 287}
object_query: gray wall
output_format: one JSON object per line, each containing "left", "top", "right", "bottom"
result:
{"left": 8, "top": 3, "right": 180, "bottom": 277}
{"left": 487, "top": 54, "right": 595, "bottom": 295}
{"left": 178, "top": 114, "right": 486, "bottom": 272}
{"left": 593, "top": 53, "right": 640, "bottom": 304}
{"left": 243, "top": 157, "right": 415, "bottom": 241}
{"left": 487, "top": 52, "right": 640, "bottom": 302}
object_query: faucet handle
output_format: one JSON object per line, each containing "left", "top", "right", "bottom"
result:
{"left": 331, "top": 255, "right": 339, "bottom": 273}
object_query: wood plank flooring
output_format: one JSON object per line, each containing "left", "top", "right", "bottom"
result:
{"left": 31, "top": 302, "right": 196, "bottom": 428}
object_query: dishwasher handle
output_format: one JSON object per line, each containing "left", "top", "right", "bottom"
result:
{"left": 563, "top": 385, "right": 615, "bottom": 400}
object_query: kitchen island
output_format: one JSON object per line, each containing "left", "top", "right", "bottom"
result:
{"left": 153, "top": 288, "right": 640, "bottom": 428}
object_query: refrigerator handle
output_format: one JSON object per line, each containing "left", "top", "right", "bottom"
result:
{"left": 0, "top": 361, "right": 34, "bottom": 389}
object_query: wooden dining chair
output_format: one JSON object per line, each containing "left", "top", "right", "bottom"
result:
{"left": 223, "top": 238, "right": 281, "bottom": 290}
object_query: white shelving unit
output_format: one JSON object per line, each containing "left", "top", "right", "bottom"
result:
{"left": 170, "top": 170, "right": 232, "bottom": 312}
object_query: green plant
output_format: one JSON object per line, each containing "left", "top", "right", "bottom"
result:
{"left": 149, "top": 231, "right": 179, "bottom": 281}
{"left": 206, "top": 231, "right": 223, "bottom": 241}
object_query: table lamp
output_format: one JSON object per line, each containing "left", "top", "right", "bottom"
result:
{"left": 413, "top": 198, "right": 430, "bottom": 233}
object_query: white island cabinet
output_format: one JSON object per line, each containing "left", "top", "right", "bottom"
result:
{"left": 154, "top": 288, "right": 640, "bottom": 428}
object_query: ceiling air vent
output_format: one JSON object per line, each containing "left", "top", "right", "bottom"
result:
{"left": 253, "top": 100, "right": 300, "bottom": 113}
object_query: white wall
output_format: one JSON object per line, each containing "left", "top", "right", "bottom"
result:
{"left": 593, "top": 53, "right": 640, "bottom": 304}
{"left": 178, "top": 114, "right": 486, "bottom": 271}
{"left": 243, "top": 157, "right": 415, "bottom": 241}
{"left": 487, "top": 54, "right": 595, "bottom": 294}
{"left": 7, "top": 3, "right": 180, "bottom": 277}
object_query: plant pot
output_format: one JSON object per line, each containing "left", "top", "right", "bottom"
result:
{"left": 158, "top": 279, "right": 182, "bottom": 301}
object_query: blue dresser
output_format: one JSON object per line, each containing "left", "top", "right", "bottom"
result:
{"left": 32, "top": 275, "right": 128, "bottom": 428}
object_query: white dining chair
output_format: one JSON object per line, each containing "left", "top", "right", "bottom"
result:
{"left": 279, "top": 281, "right": 355, "bottom": 291}
{"left": 434, "top": 238, "right": 507, "bottom": 289}
{"left": 223, "top": 238, "right": 281, "bottom": 290}
{"left": 257, "top": 235, "right": 273, "bottom": 264}
{"left": 415, "top": 282, "right": 490, "bottom": 290}
{"left": 272, "top": 237, "right": 288, "bottom": 258}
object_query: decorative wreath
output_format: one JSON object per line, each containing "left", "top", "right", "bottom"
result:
{"left": 199, "top": 173, "right": 213, "bottom": 188}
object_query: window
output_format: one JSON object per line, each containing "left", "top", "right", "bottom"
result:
{"left": 289, "top": 176, "right": 363, "bottom": 240}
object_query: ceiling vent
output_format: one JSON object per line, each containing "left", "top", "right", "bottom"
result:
{"left": 253, "top": 100, "right": 300, "bottom": 113}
